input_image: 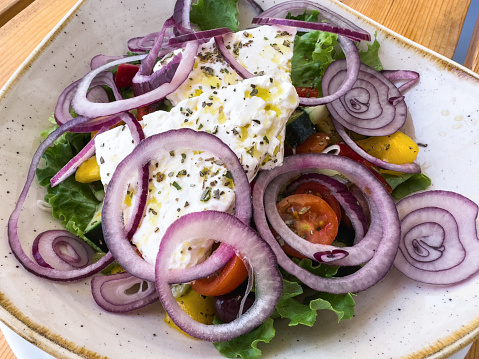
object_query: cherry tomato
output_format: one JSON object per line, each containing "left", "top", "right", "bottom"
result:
{"left": 337, "top": 142, "right": 393, "bottom": 194}
{"left": 114, "top": 63, "right": 139, "bottom": 88}
{"left": 276, "top": 193, "right": 339, "bottom": 258}
{"left": 295, "top": 87, "right": 319, "bottom": 98}
{"left": 136, "top": 102, "right": 164, "bottom": 121}
{"left": 191, "top": 254, "right": 248, "bottom": 297}
{"left": 293, "top": 182, "right": 342, "bottom": 223}
{"left": 296, "top": 133, "right": 331, "bottom": 154}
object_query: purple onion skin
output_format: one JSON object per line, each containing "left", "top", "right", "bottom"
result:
{"left": 214, "top": 287, "right": 255, "bottom": 323}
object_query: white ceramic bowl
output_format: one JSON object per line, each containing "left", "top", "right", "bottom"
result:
{"left": 1, "top": 0, "right": 479, "bottom": 358}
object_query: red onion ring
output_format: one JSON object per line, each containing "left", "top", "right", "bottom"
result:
{"left": 50, "top": 125, "right": 108, "bottom": 187}
{"left": 101, "top": 129, "right": 251, "bottom": 283}
{"left": 155, "top": 210, "right": 282, "bottom": 342}
{"left": 133, "top": 52, "right": 182, "bottom": 96}
{"left": 252, "top": 0, "right": 370, "bottom": 42}
{"left": 285, "top": 172, "right": 368, "bottom": 241}
{"left": 71, "top": 42, "right": 197, "bottom": 118}
{"left": 253, "top": 153, "right": 401, "bottom": 293}
{"left": 91, "top": 272, "right": 159, "bottom": 313}
{"left": 380, "top": 70, "right": 420, "bottom": 93}
{"left": 132, "top": 17, "right": 191, "bottom": 96}
{"left": 244, "top": 0, "right": 264, "bottom": 14}
{"left": 128, "top": 32, "right": 162, "bottom": 52}
{"left": 263, "top": 165, "right": 382, "bottom": 266}
{"left": 8, "top": 116, "right": 114, "bottom": 281}
{"left": 334, "top": 121, "right": 422, "bottom": 173}
{"left": 394, "top": 190, "right": 479, "bottom": 284}
{"left": 90, "top": 55, "right": 127, "bottom": 70}
{"left": 299, "top": 37, "right": 360, "bottom": 106}
{"left": 173, "top": 0, "right": 192, "bottom": 29}
{"left": 32, "top": 230, "right": 95, "bottom": 270}
{"left": 325, "top": 61, "right": 409, "bottom": 136}
{"left": 168, "top": 28, "right": 232, "bottom": 46}
{"left": 54, "top": 72, "right": 128, "bottom": 133}
{"left": 214, "top": 36, "right": 254, "bottom": 79}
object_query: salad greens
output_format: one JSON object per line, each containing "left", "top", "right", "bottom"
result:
{"left": 383, "top": 172, "right": 432, "bottom": 200}
{"left": 36, "top": 115, "right": 104, "bottom": 252}
{"left": 35, "top": 3, "right": 429, "bottom": 359}
{"left": 190, "top": 0, "right": 239, "bottom": 32}
{"left": 213, "top": 259, "right": 355, "bottom": 359}
{"left": 290, "top": 30, "right": 339, "bottom": 94}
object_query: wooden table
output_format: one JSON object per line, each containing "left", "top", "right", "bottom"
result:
{"left": 0, "top": 0, "right": 478, "bottom": 358}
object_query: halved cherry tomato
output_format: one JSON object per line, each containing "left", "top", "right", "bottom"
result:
{"left": 276, "top": 193, "right": 339, "bottom": 258}
{"left": 114, "top": 63, "right": 139, "bottom": 88}
{"left": 191, "top": 254, "right": 248, "bottom": 297}
{"left": 136, "top": 101, "right": 164, "bottom": 121}
{"left": 296, "top": 132, "right": 331, "bottom": 154}
{"left": 295, "top": 87, "right": 319, "bottom": 98}
{"left": 337, "top": 142, "right": 393, "bottom": 194}
{"left": 293, "top": 182, "right": 342, "bottom": 223}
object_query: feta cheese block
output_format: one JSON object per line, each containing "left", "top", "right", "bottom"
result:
{"left": 129, "top": 150, "right": 235, "bottom": 266}
{"left": 96, "top": 73, "right": 299, "bottom": 185}
{"left": 154, "top": 25, "right": 297, "bottom": 106}
{"left": 95, "top": 74, "right": 298, "bottom": 265}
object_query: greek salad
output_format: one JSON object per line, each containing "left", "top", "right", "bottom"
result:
{"left": 7, "top": 0, "right": 479, "bottom": 358}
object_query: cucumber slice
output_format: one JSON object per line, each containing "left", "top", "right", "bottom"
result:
{"left": 84, "top": 203, "right": 108, "bottom": 252}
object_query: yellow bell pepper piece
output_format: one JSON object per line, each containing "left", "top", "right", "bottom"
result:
{"left": 356, "top": 131, "right": 419, "bottom": 165}
{"left": 75, "top": 156, "right": 101, "bottom": 183}
{"left": 164, "top": 288, "right": 216, "bottom": 337}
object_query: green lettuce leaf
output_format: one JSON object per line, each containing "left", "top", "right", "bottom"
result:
{"left": 190, "top": 0, "right": 239, "bottom": 32}
{"left": 290, "top": 30, "right": 339, "bottom": 94}
{"left": 274, "top": 277, "right": 355, "bottom": 326}
{"left": 286, "top": 10, "right": 319, "bottom": 22}
{"left": 382, "top": 172, "right": 432, "bottom": 200}
{"left": 212, "top": 257, "right": 356, "bottom": 358}
{"left": 359, "top": 33, "right": 382, "bottom": 71}
{"left": 308, "top": 292, "right": 356, "bottom": 321}
{"left": 36, "top": 131, "right": 102, "bottom": 251}
{"left": 274, "top": 279, "right": 317, "bottom": 326}
{"left": 213, "top": 317, "right": 275, "bottom": 359}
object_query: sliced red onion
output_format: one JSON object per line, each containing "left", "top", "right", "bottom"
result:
{"left": 253, "top": 1, "right": 370, "bottom": 42}
{"left": 32, "top": 230, "right": 95, "bottom": 270}
{"left": 394, "top": 190, "right": 479, "bottom": 284}
{"left": 253, "top": 153, "right": 401, "bottom": 293}
{"left": 334, "top": 121, "right": 422, "bottom": 173}
{"left": 102, "top": 129, "right": 251, "bottom": 283}
{"left": 54, "top": 72, "right": 126, "bottom": 133}
{"left": 244, "top": 0, "right": 264, "bottom": 14}
{"left": 325, "top": 62, "right": 408, "bottom": 136}
{"left": 118, "top": 113, "right": 149, "bottom": 240}
{"left": 86, "top": 85, "right": 110, "bottom": 103}
{"left": 8, "top": 116, "right": 114, "bottom": 281}
{"left": 155, "top": 211, "right": 282, "bottom": 342}
{"left": 50, "top": 126, "right": 108, "bottom": 187}
{"left": 168, "top": 28, "right": 232, "bottom": 46}
{"left": 91, "top": 272, "right": 158, "bottom": 313}
{"left": 285, "top": 172, "right": 368, "bottom": 240}
{"left": 128, "top": 32, "right": 161, "bottom": 52}
{"left": 380, "top": 70, "right": 420, "bottom": 93}
{"left": 132, "top": 17, "right": 189, "bottom": 96}
{"left": 90, "top": 55, "right": 127, "bottom": 70}
{"left": 133, "top": 52, "right": 182, "bottom": 96}
{"left": 173, "top": 0, "right": 192, "bottom": 29}
{"left": 299, "top": 37, "right": 360, "bottom": 106}
{"left": 263, "top": 167, "right": 382, "bottom": 266}
{"left": 71, "top": 42, "right": 196, "bottom": 118}
{"left": 214, "top": 36, "right": 254, "bottom": 79}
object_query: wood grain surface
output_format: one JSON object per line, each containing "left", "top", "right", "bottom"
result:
{"left": 0, "top": 0, "right": 478, "bottom": 358}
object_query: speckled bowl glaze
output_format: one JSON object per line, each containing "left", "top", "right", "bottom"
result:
{"left": 1, "top": 0, "right": 479, "bottom": 358}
